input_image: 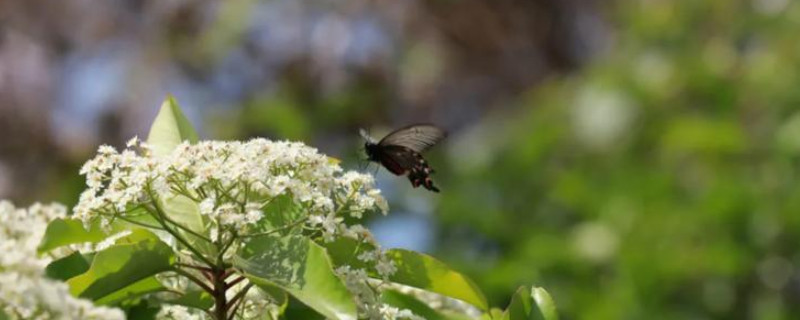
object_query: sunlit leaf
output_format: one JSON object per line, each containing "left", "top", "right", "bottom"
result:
{"left": 531, "top": 287, "right": 558, "bottom": 320}
{"left": 488, "top": 308, "right": 505, "bottom": 320}
{"left": 235, "top": 234, "right": 357, "bottom": 320}
{"left": 502, "top": 286, "right": 559, "bottom": 320}
{"left": 503, "top": 286, "right": 533, "bottom": 320}
{"left": 95, "top": 276, "right": 165, "bottom": 305}
{"left": 37, "top": 218, "right": 108, "bottom": 254}
{"left": 385, "top": 249, "right": 489, "bottom": 311}
{"left": 146, "top": 95, "right": 199, "bottom": 157}
{"left": 67, "top": 229, "right": 175, "bottom": 301}
{"left": 158, "top": 194, "right": 213, "bottom": 255}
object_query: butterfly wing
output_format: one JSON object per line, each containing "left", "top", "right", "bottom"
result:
{"left": 375, "top": 145, "right": 440, "bottom": 192}
{"left": 374, "top": 145, "right": 417, "bottom": 175}
{"left": 378, "top": 124, "right": 447, "bottom": 153}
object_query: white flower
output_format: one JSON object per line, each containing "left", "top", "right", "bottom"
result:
{"left": 376, "top": 257, "right": 398, "bottom": 279}
{"left": 244, "top": 202, "right": 264, "bottom": 224}
{"left": 0, "top": 201, "right": 125, "bottom": 319}
{"left": 126, "top": 135, "right": 140, "bottom": 148}
{"left": 156, "top": 305, "right": 205, "bottom": 320}
{"left": 94, "top": 230, "right": 133, "bottom": 251}
{"left": 377, "top": 305, "right": 424, "bottom": 320}
{"left": 199, "top": 197, "right": 216, "bottom": 216}
{"left": 357, "top": 250, "right": 378, "bottom": 262}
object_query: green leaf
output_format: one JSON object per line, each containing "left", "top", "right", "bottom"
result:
{"left": 146, "top": 95, "right": 199, "bottom": 157}
{"left": 503, "top": 286, "right": 533, "bottom": 320}
{"left": 235, "top": 235, "right": 357, "bottom": 320}
{"left": 158, "top": 194, "right": 213, "bottom": 255}
{"left": 381, "top": 289, "right": 472, "bottom": 320}
{"left": 38, "top": 218, "right": 108, "bottom": 254}
{"left": 488, "top": 308, "right": 505, "bottom": 320}
{"left": 531, "top": 287, "right": 558, "bottom": 320}
{"left": 167, "top": 290, "right": 214, "bottom": 310}
{"left": 46, "top": 251, "right": 92, "bottom": 281}
{"left": 95, "top": 276, "right": 165, "bottom": 305}
{"left": 322, "top": 237, "right": 374, "bottom": 271}
{"left": 261, "top": 194, "right": 306, "bottom": 232}
{"left": 385, "top": 249, "right": 489, "bottom": 311}
{"left": 502, "top": 286, "right": 558, "bottom": 320}
{"left": 67, "top": 229, "right": 176, "bottom": 301}
{"left": 122, "top": 299, "right": 161, "bottom": 320}
{"left": 253, "top": 281, "right": 289, "bottom": 314}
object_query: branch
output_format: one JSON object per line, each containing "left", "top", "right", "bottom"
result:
{"left": 174, "top": 268, "right": 215, "bottom": 295}
{"left": 226, "top": 283, "right": 254, "bottom": 320}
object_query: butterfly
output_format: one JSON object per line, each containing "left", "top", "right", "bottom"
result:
{"left": 360, "top": 124, "right": 447, "bottom": 192}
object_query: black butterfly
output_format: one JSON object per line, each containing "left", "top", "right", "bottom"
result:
{"left": 361, "top": 124, "right": 447, "bottom": 192}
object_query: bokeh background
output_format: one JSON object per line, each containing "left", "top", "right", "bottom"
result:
{"left": 2, "top": 0, "right": 799, "bottom": 319}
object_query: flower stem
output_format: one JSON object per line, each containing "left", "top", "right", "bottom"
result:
{"left": 144, "top": 188, "right": 216, "bottom": 268}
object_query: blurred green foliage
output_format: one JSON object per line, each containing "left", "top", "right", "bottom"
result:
{"left": 434, "top": 1, "right": 800, "bottom": 319}
{"left": 200, "top": 1, "right": 800, "bottom": 318}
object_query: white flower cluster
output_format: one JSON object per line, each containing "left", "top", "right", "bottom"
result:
{"left": 156, "top": 305, "right": 205, "bottom": 320}
{"left": 0, "top": 201, "right": 125, "bottom": 320}
{"left": 72, "top": 137, "right": 415, "bottom": 319}
{"left": 331, "top": 238, "right": 413, "bottom": 320}
{"left": 336, "top": 266, "right": 421, "bottom": 320}
{"left": 74, "top": 138, "right": 388, "bottom": 243}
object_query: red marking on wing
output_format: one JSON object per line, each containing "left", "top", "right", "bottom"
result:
{"left": 381, "top": 155, "right": 407, "bottom": 175}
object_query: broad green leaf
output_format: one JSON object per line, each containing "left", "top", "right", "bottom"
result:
{"left": 253, "top": 281, "right": 289, "bottom": 314}
{"left": 283, "top": 297, "right": 327, "bottom": 320}
{"left": 0, "top": 310, "right": 8, "bottom": 320}
{"left": 167, "top": 290, "right": 214, "bottom": 310}
{"left": 45, "top": 251, "right": 92, "bottom": 281}
{"left": 385, "top": 249, "right": 489, "bottom": 311}
{"left": 68, "top": 229, "right": 176, "bottom": 301}
{"left": 381, "top": 289, "right": 468, "bottom": 320}
{"left": 531, "top": 287, "right": 558, "bottom": 320}
{"left": 322, "top": 236, "right": 374, "bottom": 271}
{"left": 503, "top": 286, "right": 533, "bottom": 320}
{"left": 38, "top": 218, "right": 108, "bottom": 253}
{"left": 95, "top": 276, "right": 165, "bottom": 305}
{"left": 146, "top": 96, "right": 199, "bottom": 157}
{"left": 114, "top": 228, "right": 163, "bottom": 244}
{"left": 502, "top": 286, "right": 559, "bottom": 320}
{"left": 158, "top": 194, "right": 213, "bottom": 255}
{"left": 116, "top": 206, "right": 161, "bottom": 231}
{"left": 488, "top": 308, "right": 504, "bottom": 320}
{"left": 122, "top": 299, "right": 161, "bottom": 320}
{"left": 235, "top": 235, "right": 357, "bottom": 320}
{"left": 261, "top": 194, "right": 306, "bottom": 232}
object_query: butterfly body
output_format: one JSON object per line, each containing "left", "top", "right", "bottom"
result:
{"left": 361, "top": 125, "right": 446, "bottom": 193}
